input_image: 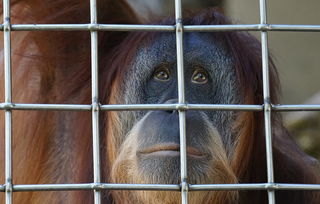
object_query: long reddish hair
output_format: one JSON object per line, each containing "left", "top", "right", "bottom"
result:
{"left": 1, "top": 0, "right": 138, "bottom": 203}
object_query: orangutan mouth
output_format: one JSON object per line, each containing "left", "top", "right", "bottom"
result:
{"left": 138, "top": 143, "right": 206, "bottom": 159}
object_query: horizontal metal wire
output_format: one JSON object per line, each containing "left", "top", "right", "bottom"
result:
{"left": 272, "top": 104, "right": 320, "bottom": 111}
{"left": 189, "top": 183, "right": 320, "bottom": 191}
{"left": 10, "top": 24, "right": 175, "bottom": 31}
{"left": 0, "top": 103, "right": 92, "bottom": 111}
{"left": 0, "top": 103, "right": 262, "bottom": 111}
{"left": 185, "top": 24, "right": 320, "bottom": 32}
{"left": 0, "top": 24, "right": 319, "bottom": 32}
{"left": 0, "top": 103, "right": 319, "bottom": 111}
{"left": 100, "top": 104, "right": 263, "bottom": 111}
{"left": 6, "top": 184, "right": 180, "bottom": 192}
{"left": 1, "top": 183, "right": 320, "bottom": 192}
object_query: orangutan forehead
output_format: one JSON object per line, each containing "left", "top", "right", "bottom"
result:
{"left": 132, "top": 32, "right": 234, "bottom": 76}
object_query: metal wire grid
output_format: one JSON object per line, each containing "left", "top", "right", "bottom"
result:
{"left": 1, "top": 0, "right": 320, "bottom": 204}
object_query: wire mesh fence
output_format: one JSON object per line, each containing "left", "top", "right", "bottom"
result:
{"left": 1, "top": 0, "right": 320, "bottom": 204}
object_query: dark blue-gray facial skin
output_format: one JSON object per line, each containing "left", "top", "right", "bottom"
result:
{"left": 117, "top": 32, "right": 240, "bottom": 184}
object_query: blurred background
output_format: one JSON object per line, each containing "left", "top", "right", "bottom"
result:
{"left": 129, "top": 0, "right": 320, "bottom": 158}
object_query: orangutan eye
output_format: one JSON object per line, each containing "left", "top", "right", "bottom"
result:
{"left": 154, "top": 68, "right": 170, "bottom": 81}
{"left": 191, "top": 68, "right": 208, "bottom": 84}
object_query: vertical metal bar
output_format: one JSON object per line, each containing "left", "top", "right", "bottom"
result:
{"left": 3, "top": 0, "right": 13, "bottom": 203}
{"left": 259, "top": 0, "right": 275, "bottom": 203}
{"left": 90, "top": 0, "right": 101, "bottom": 203}
{"left": 175, "top": 0, "right": 188, "bottom": 204}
